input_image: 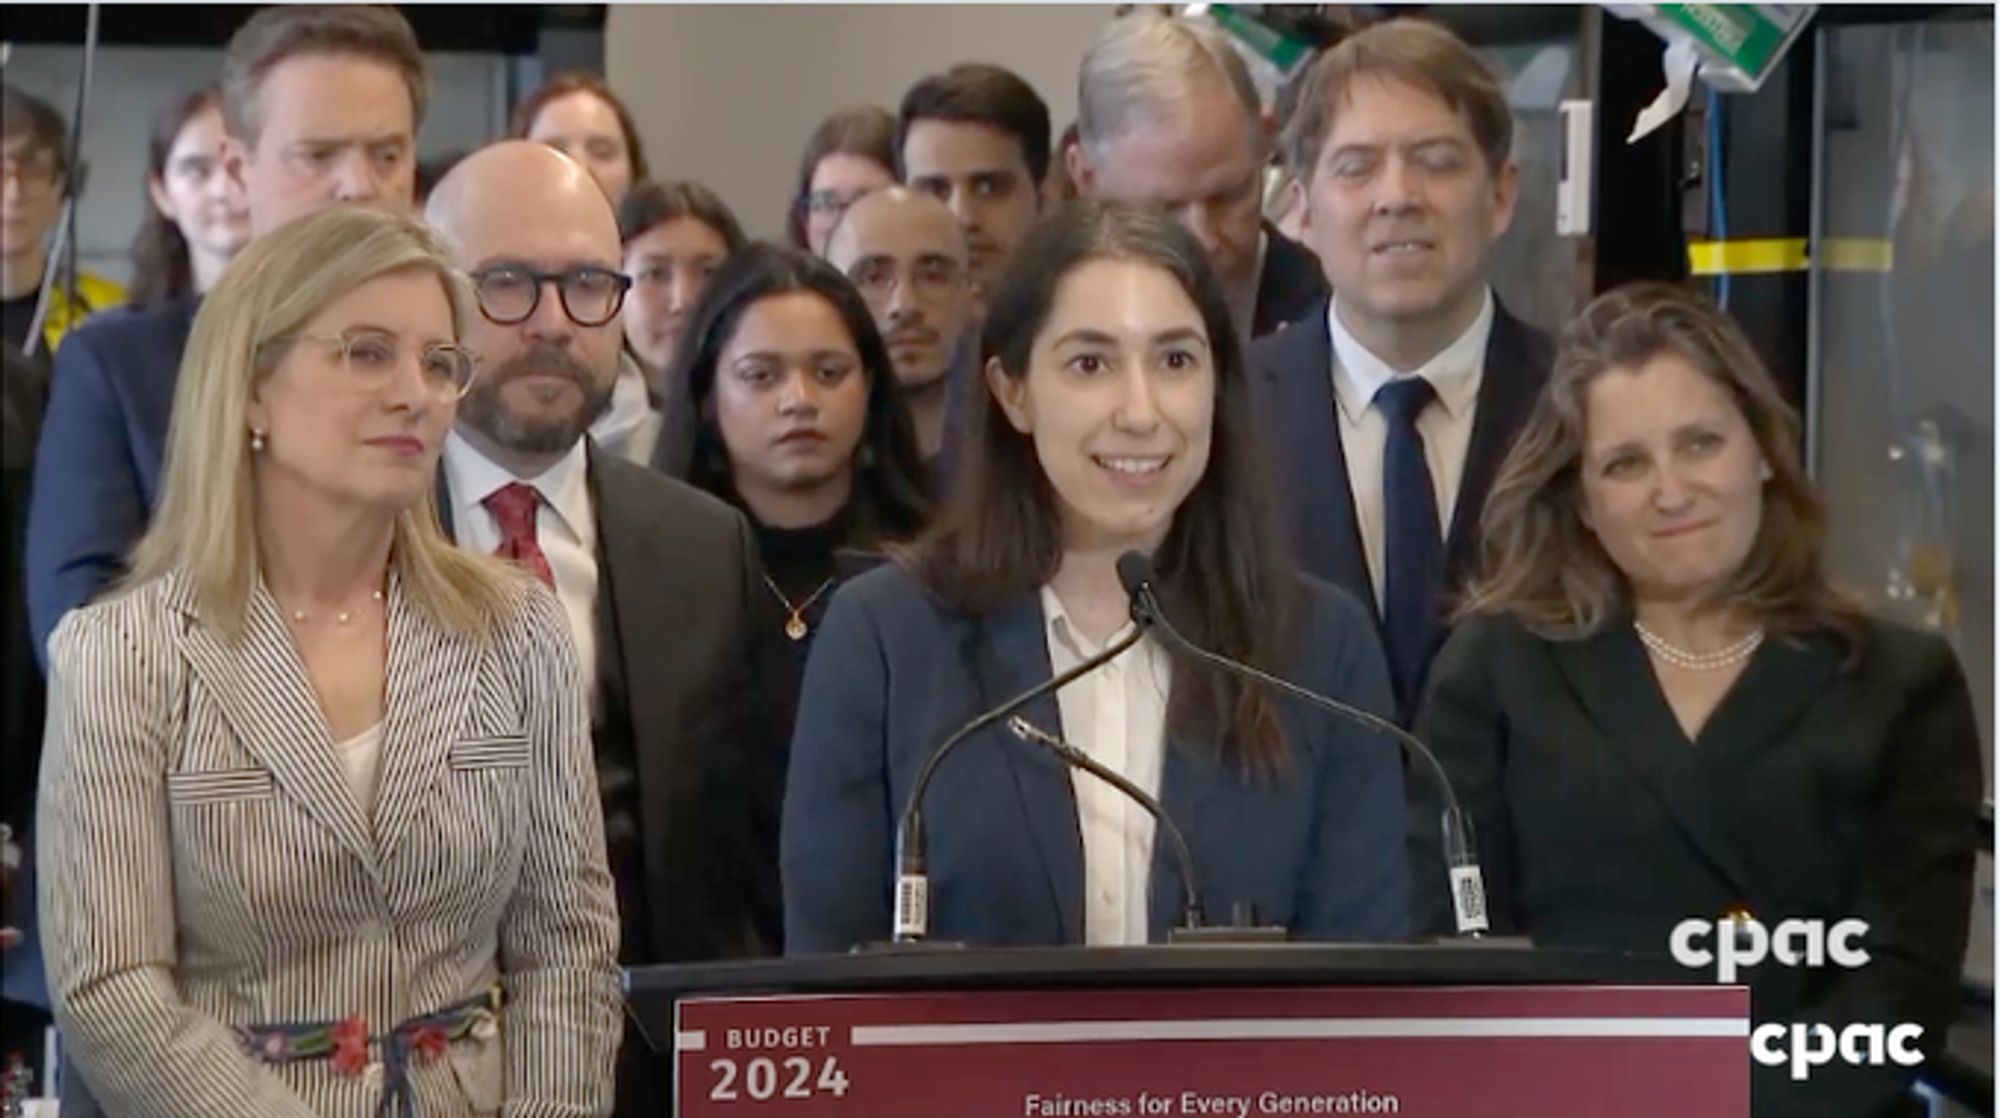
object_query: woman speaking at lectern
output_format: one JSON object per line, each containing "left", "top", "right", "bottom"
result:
{"left": 781, "top": 201, "right": 1409, "bottom": 953}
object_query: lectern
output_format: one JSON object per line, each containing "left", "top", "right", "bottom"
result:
{"left": 626, "top": 944, "right": 1748, "bottom": 1117}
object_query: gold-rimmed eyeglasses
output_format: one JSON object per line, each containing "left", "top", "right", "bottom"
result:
{"left": 292, "top": 329, "right": 480, "bottom": 398}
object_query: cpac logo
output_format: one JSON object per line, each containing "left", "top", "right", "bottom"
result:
{"left": 1669, "top": 916, "right": 1870, "bottom": 983}
{"left": 1669, "top": 917, "right": 1925, "bottom": 1081}
{"left": 1751, "top": 1022, "right": 1926, "bottom": 1081}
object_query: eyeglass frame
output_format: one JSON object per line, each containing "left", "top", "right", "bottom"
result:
{"left": 286, "top": 328, "right": 482, "bottom": 399}
{"left": 468, "top": 263, "right": 634, "bottom": 328}
{"left": 844, "top": 253, "right": 967, "bottom": 305}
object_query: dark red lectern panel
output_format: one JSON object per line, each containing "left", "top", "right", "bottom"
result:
{"left": 674, "top": 983, "right": 1748, "bottom": 1117}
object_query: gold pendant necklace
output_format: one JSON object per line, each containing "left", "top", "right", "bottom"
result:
{"left": 762, "top": 575, "right": 837, "bottom": 641}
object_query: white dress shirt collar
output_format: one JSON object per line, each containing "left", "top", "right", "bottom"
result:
{"left": 1327, "top": 287, "right": 1495, "bottom": 424}
{"left": 441, "top": 432, "right": 593, "bottom": 541}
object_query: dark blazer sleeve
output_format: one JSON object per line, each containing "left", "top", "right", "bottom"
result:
{"left": 1408, "top": 615, "right": 1519, "bottom": 937}
{"left": 1294, "top": 581, "right": 1412, "bottom": 941}
{"left": 781, "top": 578, "right": 894, "bottom": 955}
{"left": 25, "top": 325, "right": 148, "bottom": 666}
{"left": 1762, "top": 632, "right": 1982, "bottom": 1118}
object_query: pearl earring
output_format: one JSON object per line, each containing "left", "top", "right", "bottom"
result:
{"left": 251, "top": 430, "right": 267, "bottom": 452}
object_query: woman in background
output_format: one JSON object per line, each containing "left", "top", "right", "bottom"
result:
{"left": 661, "top": 241, "right": 928, "bottom": 667}
{"left": 512, "top": 73, "right": 648, "bottom": 204}
{"left": 38, "top": 207, "right": 619, "bottom": 1117}
{"left": 127, "top": 85, "right": 250, "bottom": 310}
{"left": 782, "top": 202, "right": 1407, "bottom": 954}
{"left": 788, "top": 106, "right": 897, "bottom": 255}
{"left": 1414, "top": 282, "right": 1981, "bottom": 1118}
{"left": 595, "top": 180, "right": 746, "bottom": 467}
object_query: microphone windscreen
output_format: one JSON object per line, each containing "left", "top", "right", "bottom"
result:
{"left": 1115, "top": 551, "right": 1155, "bottom": 598}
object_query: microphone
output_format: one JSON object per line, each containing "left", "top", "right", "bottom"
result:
{"left": 890, "top": 618, "right": 1151, "bottom": 945}
{"left": 1005, "top": 715, "right": 1206, "bottom": 934}
{"left": 1114, "top": 551, "right": 1493, "bottom": 938}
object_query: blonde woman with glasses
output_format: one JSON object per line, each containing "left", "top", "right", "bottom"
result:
{"left": 36, "top": 206, "right": 619, "bottom": 1117}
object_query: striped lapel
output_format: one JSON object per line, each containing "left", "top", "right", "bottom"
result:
{"left": 372, "top": 573, "right": 484, "bottom": 863}
{"left": 174, "top": 572, "right": 380, "bottom": 873}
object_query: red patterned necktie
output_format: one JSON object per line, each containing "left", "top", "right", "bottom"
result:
{"left": 482, "top": 482, "right": 555, "bottom": 590}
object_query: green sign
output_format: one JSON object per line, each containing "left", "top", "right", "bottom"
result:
{"left": 1650, "top": 4, "right": 1816, "bottom": 91}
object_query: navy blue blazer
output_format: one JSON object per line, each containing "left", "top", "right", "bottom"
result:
{"left": 1251, "top": 224, "right": 1329, "bottom": 339}
{"left": 24, "top": 296, "right": 198, "bottom": 664}
{"left": 781, "top": 562, "right": 1411, "bottom": 954}
{"left": 1248, "top": 299, "right": 1551, "bottom": 708}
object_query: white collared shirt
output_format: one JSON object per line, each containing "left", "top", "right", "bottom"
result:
{"left": 442, "top": 433, "right": 599, "bottom": 687}
{"left": 1041, "top": 586, "right": 1172, "bottom": 946}
{"left": 1327, "top": 289, "right": 1495, "bottom": 610}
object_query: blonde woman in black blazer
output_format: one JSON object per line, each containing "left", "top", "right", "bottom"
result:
{"left": 1413, "top": 284, "right": 1981, "bottom": 1118}
{"left": 37, "top": 208, "right": 619, "bottom": 1117}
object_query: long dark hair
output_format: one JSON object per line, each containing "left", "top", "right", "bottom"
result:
{"left": 618, "top": 179, "right": 748, "bottom": 250}
{"left": 666, "top": 242, "right": 931, "bottom": 542}
{"left": 128, "top": 86, "right": 221, "bottom": 310}
{"left": 909, "top": 200, "right": 1299, "bottom": 776}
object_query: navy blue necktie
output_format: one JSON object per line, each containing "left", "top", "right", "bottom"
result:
{"left": 1375, "top": 376, "right": 1442, "bottom": 717}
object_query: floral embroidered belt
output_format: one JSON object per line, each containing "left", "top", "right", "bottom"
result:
{"left": 234, "top": 982, "right": 506, "bottom": 1118}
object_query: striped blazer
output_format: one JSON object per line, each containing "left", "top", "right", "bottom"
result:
{"left": 35, "top": 568, "right": 621, "bottom": 1117}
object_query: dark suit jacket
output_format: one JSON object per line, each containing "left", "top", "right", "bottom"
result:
{"left": 1251, "top": 224, "right": 1329, "bottom": 339}
{"left": 24, "top": 297, "right": 199, "bottom": 666}
{"left": 781, "top": 563, "right": 1411, "bottom": 954}
{"left": 1412, "top": 612, "right": 1983, "bottom": 1118}
{"left": 1249, "top": 299, "right": 1551, "bottom": 710}
{"left": 439, "top": 444, "right": 788, "bottom": 965}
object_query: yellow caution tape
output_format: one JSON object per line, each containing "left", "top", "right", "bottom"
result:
{"left": 1687, "top": 237, "right": 1894, "bottom": 275}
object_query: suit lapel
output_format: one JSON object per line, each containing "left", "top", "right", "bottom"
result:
{"left": 1690, "top": 630, "right": 1841, "bottom": 763}
{"left": 1150, "top": 740, "right": 1226, "bottom": 938}
{"left": 174, "top": 574, "right": 379, "bottom": 872}
{"left": 1443, "top": 306, "right": 1548, "bottom": 579}
{"left": 372, "top": 571, "right": 482, "bottom": 863}
{"left": 1259, "top": 309, "right": 1377, "bottom": 620}
{"left": 1548, "top": 625, "right": 1755, "bottom": 897}
{"left": 587, "top": 448, "right": 683, "bottom": 896}
{"left": 968, "top": 598, "right": 1083, "bottom": 942}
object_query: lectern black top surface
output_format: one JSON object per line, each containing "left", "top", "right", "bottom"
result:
{"left": 626, "top": 942, "right": 1696, "bottom": 1002}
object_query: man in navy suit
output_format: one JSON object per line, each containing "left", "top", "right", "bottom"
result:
{"left": 25, "top": 5, "right": 430, "bottom": 659}
{"left": 1251, "top": 19, "right": 1552, "bottom": 721}
{"left": 1069, "top": 13, "right": 1326, "bottom": 341}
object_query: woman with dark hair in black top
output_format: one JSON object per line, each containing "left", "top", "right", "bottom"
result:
{"left": 656, "top": 242, "right": 930, "bottom": 669}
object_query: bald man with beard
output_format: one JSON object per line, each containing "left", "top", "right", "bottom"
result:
{"left": 823, "top": 186, "right": 973, "bottom": 466}
{"left": 427, "top": 142, "right": 788, "bottom": 1112}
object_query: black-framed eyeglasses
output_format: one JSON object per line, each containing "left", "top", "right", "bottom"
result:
{"left": 469, "top": 264, "right": 632, "bottom": 328}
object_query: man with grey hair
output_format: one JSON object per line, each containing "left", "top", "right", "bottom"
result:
{"left": 1068, "top": 11, "right": 1326, "bottom": 339}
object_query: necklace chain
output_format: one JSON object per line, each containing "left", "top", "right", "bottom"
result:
{"left": 1634, "top": 620, "right": 1765, "bottom": 671}
{"left": 285, "top": 589, "right": 386, "bottom": 628}
{"left": 762, "top": 575, "right": 837, "bottom": 642}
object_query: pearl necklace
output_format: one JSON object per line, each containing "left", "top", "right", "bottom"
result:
{"left": 287, "top": 590, "right": 386, "bottom": 627}
{"left": 1634, "top": 621, "right": 1765, "bottom": 670}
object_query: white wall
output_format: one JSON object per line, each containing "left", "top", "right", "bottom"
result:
{"left": 606, "top": 4, "right": 1116, "bottom": 242}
